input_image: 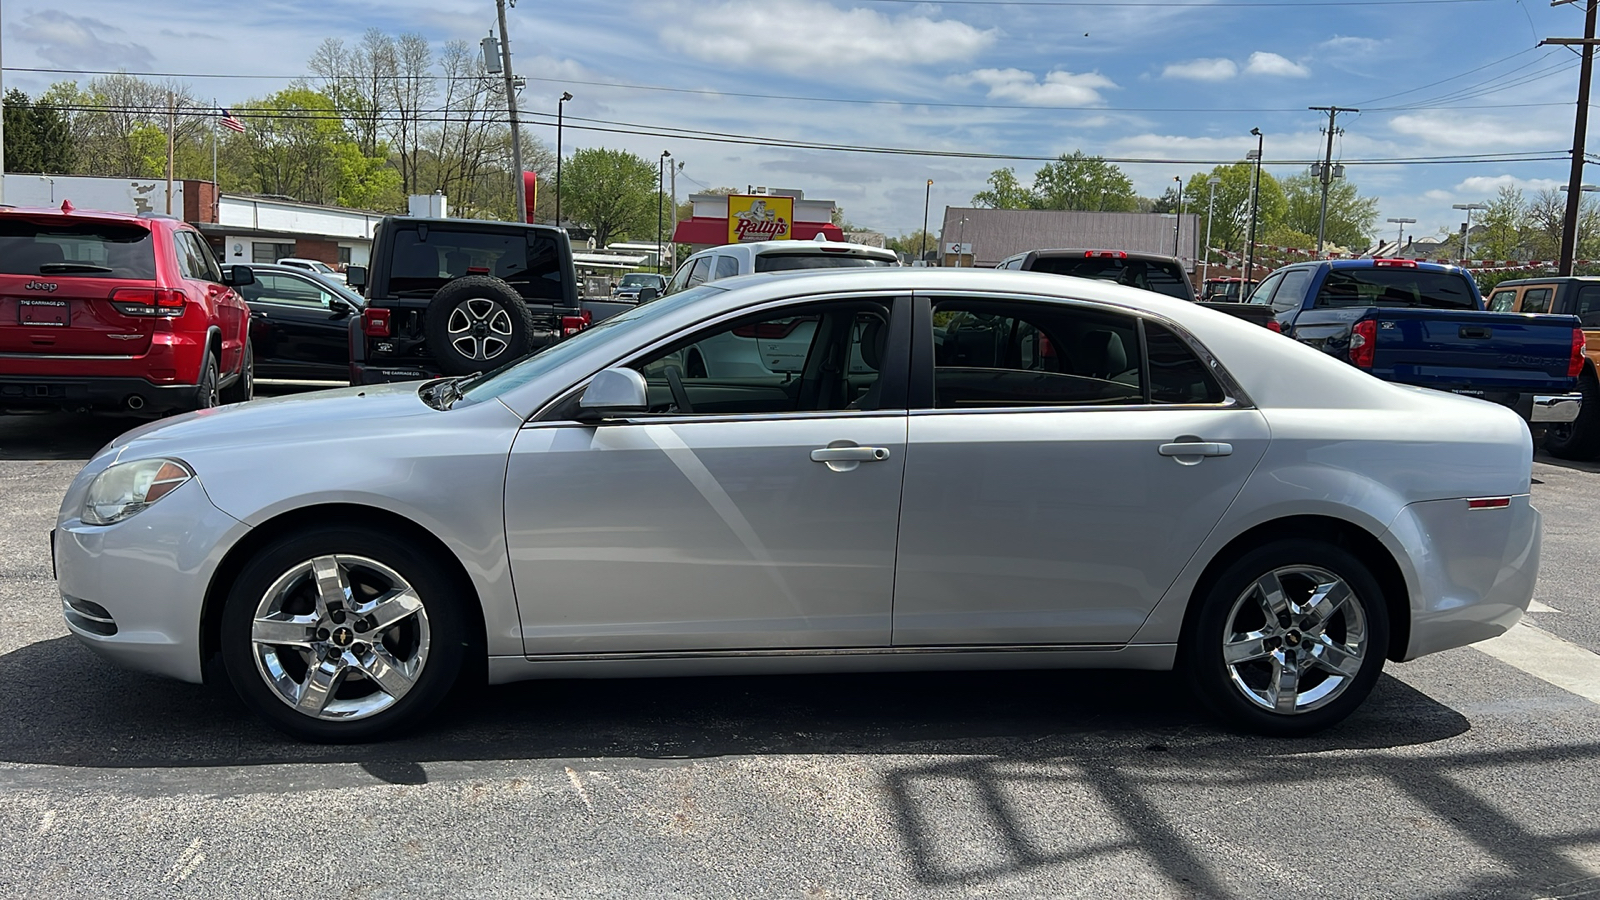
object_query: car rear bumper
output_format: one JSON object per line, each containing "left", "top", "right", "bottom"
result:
{"left": 349, "top": 361, "right": 437, "bottom": 385}
{"left": 1532, "top": 392, "right": 1583, "bottom": 423}
{"left": 56, "top": 478, "right": 250, "bottom": 684}
{"left": 0, "top": 374, "right": 202, "bottom": 413}
{"left": 1384, "top": 494, "right": 1540, "bottom": 661}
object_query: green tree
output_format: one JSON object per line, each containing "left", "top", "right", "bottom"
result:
{"left": 1478, "top": 186, "right": 1527, "bottom": 260}
{"left": 559, "top": 147, "right": 662, "bottom": 246}
{"left": 971, "top": 167, "right": 1034, "bottom": 209}
{"left": 1183, "top": 164, "right": 1287, "bottom": 261}
{"left": 3, "top": 89, "right": 74, "bottom": 174}
{"left": 1278, "top": 173, "right": 1377, "bottom": 251}
{"left": 886, "top": 229, "right": 937, "bottom": 262}
{"left": 1031, "top": 151, "right": 1138, "bottom": 211}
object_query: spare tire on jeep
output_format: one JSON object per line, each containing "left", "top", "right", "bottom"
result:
{"left": 423, "top": 275, "right": 538, "bottom": 375}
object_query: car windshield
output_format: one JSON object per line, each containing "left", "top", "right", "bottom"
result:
{"left": 754, "top": 254, "right": 895, "bottom": 273}
{"left": 0, "top": 219, "right": 156, "bottom": 279}
{"left": 458, "top": 283, "right": 728, "bottom": 402}
{"left": 1314, "top": 268, "right": 1477, "bottom": 310}
{"left": 1028, "top": 256, "right": 1192, "bottom": 300}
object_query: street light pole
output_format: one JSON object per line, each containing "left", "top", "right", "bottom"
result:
{"left": 555, "top": 91, "right": 572, "bottom": 226}
{"left": 1451, "top": 202, "right": 1488, "bottom": 262}
{"left": 920, "top": 179, "right": 932, "bottom": 265}
{"left": 1202, "top": 175, "right": 1221, "bottom": 287}
{"left": 657, "top": 151, "right": 670, "bottom": 274}
{"left": 1172, "top": 175, "right": 1184, "bottom": 258}
{"left": 1245, "top": 128, "right": 1263, "bottom": 284}
{"left": 494, "top": 0, "right": 526, "bottom": 224}
{"left": 957, "top": 215, "right": 969, "bottom": 267}
{"left": 1386, "top": 216, "right": 1416, "bottom": 253}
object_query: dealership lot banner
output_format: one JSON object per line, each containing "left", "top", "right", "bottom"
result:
{"left": 728, "top": 194, "right": 793, "bottom": 243}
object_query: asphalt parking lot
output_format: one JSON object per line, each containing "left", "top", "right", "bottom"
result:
{"left": 3, "top": 411, "right": 1600, "bottom": 899}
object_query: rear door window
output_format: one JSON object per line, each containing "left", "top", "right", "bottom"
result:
{"left": 1576, "top": 285, "right": 1600, "bottom": 327}
{"left": 1520, "top": 287, "right": 1553, "bottom": 314}
{"left": 0, "top": 219, "right": 156, "bottom": 279}
{"left": 1312, "top": 267, "right": 1476, "bottom": 310}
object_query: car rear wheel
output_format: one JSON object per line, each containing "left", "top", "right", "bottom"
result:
{"left": 194, "top": 351, "right": 220, "bottom": 410}
{"left": 220, "top": 525, "right": 468, "bottom": 742}
{"left": 1183, "top": 539, "right": 1389, "bottom": 736}
{"left": 1543, "top": 370, "right": 1600, "bottom": 460}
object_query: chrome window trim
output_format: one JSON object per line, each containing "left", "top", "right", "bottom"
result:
{"left": 529, "top": 289, "right": 912, "bottom": 423}
{"left": 917, "top": 288, "right": 1256, "bottom": 410}
{"left": 522, "top": 408, "right": 908, "bottom": 430}
{"left": 906, "top": 398, "right": 1243, "bottom": 418}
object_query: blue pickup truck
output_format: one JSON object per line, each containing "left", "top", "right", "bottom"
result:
{"left": 1246, "top": 258, "right": 1586, "bottom": 429}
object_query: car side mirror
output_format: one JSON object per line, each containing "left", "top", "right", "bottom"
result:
{"left": 328, "top": 298, "right": 353, "bottom": 318}
{"left": 576, "top": 367, "right": 649, "bottom": 421}
{"left": 345, "top": 266, "right": 367, "bottom": 290}
{"left": 637, "top": 287, "right": 659, "bottom": 303}
{"left": 223, "top": 265, "right": 255, "bottom": 287}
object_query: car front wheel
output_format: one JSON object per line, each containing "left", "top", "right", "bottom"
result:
{"left": 1184, "top": 539, "right": 1390, "bottom": 737}
{"left": 220, "top": 525, "right": 468, "bottom": 742}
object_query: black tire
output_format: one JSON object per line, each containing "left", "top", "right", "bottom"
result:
{"left": 1182, "top": 539, "right": 1390, "bottom": 737}
{"left": 1543, "top": 370, "right": 1600, "bottom": 460}
{"left": 219, "top": 341, "right": 254, "bottom": 405}
{"left": 423, "top": 275, "right": 537, "bottom": 376}
{"left": 194, "top": 350, "right": 220, "bottom": 410}
{"left": 219, "top": 525, "right": 469, "bottom": 742}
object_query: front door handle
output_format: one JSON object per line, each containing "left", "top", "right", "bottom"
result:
{"left": 811, "top": 446, "right": 891, "bottom": 463}
{"left": 1158, "top": 440, "right": 1233, "bottom": 463}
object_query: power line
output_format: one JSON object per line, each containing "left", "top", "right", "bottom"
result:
{"left": 1354, "top": 47, "right": 1545, "bottom": 105}
{"left": 43, "top": 101, "right": 1568, "bottom": 167}
{"left": 5, "top": 66, "right": 1579, "bottom": 115}
{"left": 850, "top": 0, "right": 1490, "bottom": 5}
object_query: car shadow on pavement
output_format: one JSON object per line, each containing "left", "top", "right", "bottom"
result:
{"left": 1535, "top": 451, "right": 1600, "bottom": 475}
{"left": 0, "top": 636, "right": 1467, "bottom": 772}
{"left": 0, "top": 412, "right": 147, "bottom": 460}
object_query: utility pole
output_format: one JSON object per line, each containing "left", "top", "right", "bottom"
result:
{"left": 166, "top": 92, "right": 176, "bottom": 215}
{"left": 1309, "top": 105, "right": 1357, "bottom": 257}
{"left": 1547, "top": 0, "right": 1599, "bottom": 275}
{"left": 495, "top": 0, "right": 527, "bottom": 224}
{"left": 1, "top": 3, "right": 7, "bottom": 207}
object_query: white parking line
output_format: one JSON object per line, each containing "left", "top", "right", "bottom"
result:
{"left": 1527, "top": 599, "right": 1561, "bottom": 614}
{"left": 1475, "top": 621, "right": 1600, "bottom": 706}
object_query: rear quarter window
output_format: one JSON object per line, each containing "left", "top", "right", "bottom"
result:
{"left": 0, "top": 219, "right": 156, "bottom": 279}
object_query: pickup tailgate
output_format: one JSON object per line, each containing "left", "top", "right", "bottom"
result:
{"left": 1362, "top": 307, "right": 1581, "bottom": 393}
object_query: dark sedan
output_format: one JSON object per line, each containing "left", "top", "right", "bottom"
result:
{"left": 239, "top": 264, "right": 364, "bottom": 386}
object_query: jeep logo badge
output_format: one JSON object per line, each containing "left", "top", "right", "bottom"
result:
{"left": 24, "top": 281, "right": 57, "bottom": 292}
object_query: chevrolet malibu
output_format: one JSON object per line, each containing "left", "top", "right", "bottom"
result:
{"left": 54, "top": 268, "right": 1540, "bottom": 742}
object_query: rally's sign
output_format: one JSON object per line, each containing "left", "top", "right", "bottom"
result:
{"left": 727, "top": 194, "right": 794, "bottom": 243}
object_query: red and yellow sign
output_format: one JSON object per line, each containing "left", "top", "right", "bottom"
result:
{"left": 727, "top": 194, "right": 794, "bottom": 243}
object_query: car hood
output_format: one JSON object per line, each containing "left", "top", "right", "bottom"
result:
{"left": 109, "top": 382, "right": 435, "bottom": 456}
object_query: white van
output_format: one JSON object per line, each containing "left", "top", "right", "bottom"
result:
{"left": 663, "top": 238, "right": 897, "bottom": 296}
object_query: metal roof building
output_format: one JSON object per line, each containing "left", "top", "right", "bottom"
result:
{"left": 938, "top": 207, "right": 1200, "bottom": 269}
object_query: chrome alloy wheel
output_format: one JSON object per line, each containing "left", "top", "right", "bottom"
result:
{"left": 249, "top": 554, "right": 431, "bottom": 721}
{"left": 1220, "top": 565, "right": 1369, "bottom": 715}
{"left": 445, "top": 298, "right": 514, "bottom": 362}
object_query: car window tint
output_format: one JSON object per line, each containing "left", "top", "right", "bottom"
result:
{"left": 1145, "top": 321, "right": 1225, "bottom": 404}
{"left": 753, "top": 254, "right": 895, "bottom": 272}
{"left": 1576, "top": 285, "right": 1600, "bottom": 327}
{"left": 1313, "top": 268, "right": 1476, "bottom": 310}
{"left": 1271, "top": 270, "right": 1312, "bottom": 313}
{"left": 630, "top": 300, "right": 896, "bottom": 415}
{"left": 1026, "top": 256, "right": 1191, "bottom": 300}
{"left": 1488, "top": 289, "right": 1518, "bottom": 312}
{"left": 684, "top": 257, "right": 711, "bottom": 288}
{"left": 930, "top": 300, "right": 1144, "bottom": 408}
{"left": 1521, "top": 287, "right": 1553, "bottom": 314}
{"left": 1246, "top": 272, "right": 1283, "bottom": 306}
{"left": 714, "top": 256, "right": 739, "bottom": 279}
{"left": 0, "top": 220, "right": 157, "bottom": 280}
{"left": 386, "top": 227, "right": 565, "bottom": 300}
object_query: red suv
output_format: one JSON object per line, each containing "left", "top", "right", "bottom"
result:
{"left": 0, "top": 204, "right": 253, "bottom": 413}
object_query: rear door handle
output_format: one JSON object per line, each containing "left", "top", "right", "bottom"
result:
{"left": 811, "top": 446, "right": 891, "bottom": 462}
{"left": 1158, "top": 441, "right": 1233, "bottom": 459}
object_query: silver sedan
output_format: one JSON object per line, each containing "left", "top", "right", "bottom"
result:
{"left": 54, "top": 268, "right": 1540, "bottom": 741}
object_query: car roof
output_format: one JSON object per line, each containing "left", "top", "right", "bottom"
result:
{"left": 1491, "top": 276, "right": 1600, "bottom": 286}
{"left": 698, "top": 240, "right": 896, "bottom": 259}
{"left": 1016, "top": 249, "right": 1185, "bottom": 265}
{"left": 0, "top": 205, "right": 164, "bottom": 226}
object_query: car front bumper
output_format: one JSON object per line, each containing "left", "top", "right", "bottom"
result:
{"left": 56, "top": 477, "right": 250, "bottom": 683}
{"left": 1531, "top": 392, "right": 1583, "bottom": 423}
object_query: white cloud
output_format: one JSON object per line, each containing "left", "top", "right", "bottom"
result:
{"left": 15, "top": 11, "right": 155, "bottom": 70}
{"left": 1454, "top": 175, "right": 1563, "bottom": 194}
{"left": 1388, "top": 112, "right": 1565, "bottom": 149}
{"left": 958, "top": 68, "right": 1116, "bottom": 106}
{"left": 1162, "top": 58, "right": 1238, "bottom": 82}
{"left": 660, "top": 0, "right": 995, "bottom": 76}
{"left": 1244, "top": 52, "right": 1310, "bottom": 78}
{"left": 1318, "top": 36, "right": 1382, "bottom": 55}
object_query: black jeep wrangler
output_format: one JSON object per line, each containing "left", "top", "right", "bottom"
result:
{"left": 346, "top": 216, "right": 582, "bottom": 384}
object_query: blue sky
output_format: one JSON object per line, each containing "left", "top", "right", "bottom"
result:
{"left": 3, "top": 0, "right": 1590, "bottom": 246}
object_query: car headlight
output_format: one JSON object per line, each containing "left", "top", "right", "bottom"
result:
{"left": 82, "top": 458, "right": 194, "bottom": 525}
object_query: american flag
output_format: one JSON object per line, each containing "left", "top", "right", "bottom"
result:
{"left": 219, "top": 108, "right": 246, "bottom": 133}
